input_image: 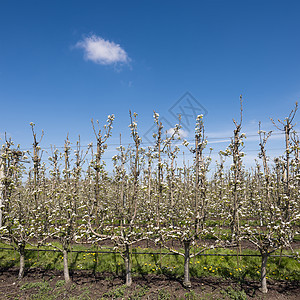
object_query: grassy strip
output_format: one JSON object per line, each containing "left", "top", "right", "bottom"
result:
{"left": 0, "top": 242, "right": 299, "bottom": 282}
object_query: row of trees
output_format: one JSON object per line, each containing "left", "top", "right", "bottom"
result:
{"left": 0, "top": 101, "right": 299, "bottom": 294}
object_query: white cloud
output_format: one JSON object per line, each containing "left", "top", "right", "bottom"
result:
{"left": 76, "top": 35, "right": 130, "bottom": 66}
{"left": 167, "top": 128, "right": 189, "bottom": 138}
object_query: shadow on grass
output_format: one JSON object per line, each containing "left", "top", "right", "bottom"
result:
{"left": 70, "top": 251, "right": 79, "bottom": 271}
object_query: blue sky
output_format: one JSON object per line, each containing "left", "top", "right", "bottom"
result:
{"left": 0, "top": 0, "right": 299, "bottom": 170}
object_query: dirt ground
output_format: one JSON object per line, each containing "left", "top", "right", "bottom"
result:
{"left": 0, "top": 267, "right": 299, "bottom": 299}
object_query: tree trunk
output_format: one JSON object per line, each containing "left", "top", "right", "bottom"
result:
{"left": 260, "top": 252, "right": 268, "bottom": 294}
{"left": 0, "top": 157, "right": 4, "bottom": 228}
{"left": 18, "top": 245, "right": 25, "bottom": 280}
{"left": 183, "top": 241, "right": 191, "bottom": 288}
{"left": 124, "top": 244, "right": 132, "bottom": 286}
{"left": 0, "top": 196, "right": 2, "bottom": 228}
{"left": 63, "top": 249, "right": 71, "bottom": 283}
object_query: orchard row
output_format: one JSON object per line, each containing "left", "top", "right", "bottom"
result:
{"left": 0, "top": 101, "right": 299, "bottom": 294}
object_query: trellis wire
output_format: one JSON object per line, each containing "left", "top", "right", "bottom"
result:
{"left": 0, "top": 247, "right": 296, "bottom": 258}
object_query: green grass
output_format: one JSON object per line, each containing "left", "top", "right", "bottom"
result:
{"left": 0, "top": 242, "right": 299, "bottom": 282}
{"left": 102, "top": 284, "right": 127, "bottom": 298}
{"left": 19, "top": 280, "right": 54, "bottom": 300}
{"left": 220, "top": 287, "right": 248, "bottom": 300}
{"left": 17, "top": 279, "right": 83, "bottom": 300}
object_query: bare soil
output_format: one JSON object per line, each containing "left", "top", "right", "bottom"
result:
{"left": 0, "top": 267, "right": 299, "bottom": 299}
